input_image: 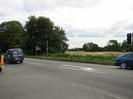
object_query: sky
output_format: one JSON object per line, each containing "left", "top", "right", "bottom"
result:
{"left": 0, "top": 0, "right": 133, "bottom": 48}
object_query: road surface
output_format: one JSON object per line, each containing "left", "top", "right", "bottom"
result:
{"left": 0, "top": 58, "right": 133, "bottom": 99}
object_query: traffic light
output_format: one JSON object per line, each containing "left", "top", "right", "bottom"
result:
{"left": 127, "top": 33, "right": 131, "bottom": 44}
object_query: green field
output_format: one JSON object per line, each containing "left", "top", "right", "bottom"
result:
{"left": 27, "top": 51, "right": 126, "bottom": 65}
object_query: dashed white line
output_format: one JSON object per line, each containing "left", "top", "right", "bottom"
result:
{"left": 58, "top": 66, "right": 81, "bottom": 71}
{"left": 63, "top": 64, "right": 82, "bottom": 68}
{"left": 108, "top": 66, "right": 116, "bottom": 68}
{"left": 81, "top": 67, "right": 93, "bottom": 71}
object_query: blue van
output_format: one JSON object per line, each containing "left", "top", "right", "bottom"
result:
{"left": 4, "top": 48, "right": 24, "bottom": 64}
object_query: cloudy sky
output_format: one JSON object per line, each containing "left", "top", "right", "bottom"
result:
{"left": 0, "top": 0, "right": 133, "bottom": 48}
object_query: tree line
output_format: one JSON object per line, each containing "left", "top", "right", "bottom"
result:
{"left": 70, "top": 40, "right": 132, "bottom": 52}
{"left": 0, "top": 15, "right": 130, "bottom": 54}
{"left": 0, "top": 16, "right": 68, "bottom": 55}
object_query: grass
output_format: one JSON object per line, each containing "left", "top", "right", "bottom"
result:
{"left": 26, "top": 51, "right": 125, "bottom": 65}
{"left": 66, "top": 51, "right": 124, "bottom": 56}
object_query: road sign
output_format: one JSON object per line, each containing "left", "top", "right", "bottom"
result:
{"left": 35, "top": 46, "right": 41, "bottom": 51}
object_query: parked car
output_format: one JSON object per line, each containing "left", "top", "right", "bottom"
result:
{"left": 4, "top": 48, "right": 24, "bottom": 64}
{"left": 115, "top": 53, "right": 133, "bottom": 69}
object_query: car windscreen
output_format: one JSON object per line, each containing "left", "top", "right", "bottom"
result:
{"left": 124, "top": 54, "right": 133, "bottom": 58}
{"left": 12, "top": 50, "right": 23, "bottom": 55}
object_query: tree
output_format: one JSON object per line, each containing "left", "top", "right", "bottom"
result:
{"left": 50, "top": 26, "right": 68, "bottom": 53}
{"left": 0, "top": 21, "right": 24, "bottom": 52}
{"left": 121, "top": 40, "right": 132, "bottom": 51}
{"left": 105, "top": 40, "right": 121, "bottom": 51}
{"left": 82, "top": 42, "right": 99, "bottom": 51}
{"left": 25, "top": 16, "right": 68, "bottom": 54}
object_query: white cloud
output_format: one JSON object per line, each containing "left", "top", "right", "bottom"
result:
{"left": 22, "top": 0, "right": 101, "bottom": 11}
{"left": 0, "top": 0, "right": 133, "bottom": 48}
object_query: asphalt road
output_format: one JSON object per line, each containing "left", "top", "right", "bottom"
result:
{"left": 0, "top": 58, "right": 133, "bottom": 99}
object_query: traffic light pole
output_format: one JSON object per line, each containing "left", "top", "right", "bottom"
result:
{"left": 127, "top": 33, "right": 133, "bottom": 51}
{"left": 131, "top": 33, "right": 133, "bottom": 52}
{"left": 127, "top": 33, "right": 131, "bottom": 44}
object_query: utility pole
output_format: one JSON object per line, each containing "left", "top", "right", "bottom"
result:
{"left": 61, "top": 42, "right": 63, "bottom": 54}
{"left": 61, "top": 37, "right": 63, "bottom": 54}
{"left": 46, "top": 40, "right": 48, "bottom": 56}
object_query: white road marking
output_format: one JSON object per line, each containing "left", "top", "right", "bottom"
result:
{"left": 81, "top": 67, "right": 93, "bottom": 71}
{"left": 58, "top": 64, "right": 106, "bottom": 74}
{"left": 58, "top": 66, "right": 81, "bottom": 71}
{"left": 63, "top": 64, "right": 82, "bottom": 68}
{"left": 25, "top": 58, "right": 116, "bottom": 69}
{"left": 62, "top": 64, "right": 94, "bottom": 71}
{"left": 24, "top": 61, "right": 43, "bottom": 66}
{"left": 108, "top": 66, "right": 116, "bottom": 68}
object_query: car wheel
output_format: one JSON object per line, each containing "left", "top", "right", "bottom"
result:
{"left": 20, "top": 61, "right": 23, "bottom": 63}
{"left": 120, "top": 63, "right": 127, "bottom": 69}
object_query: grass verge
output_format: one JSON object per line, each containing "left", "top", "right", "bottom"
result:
{"left": 26, "top": 53, "right": 119, "bottom": 65}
